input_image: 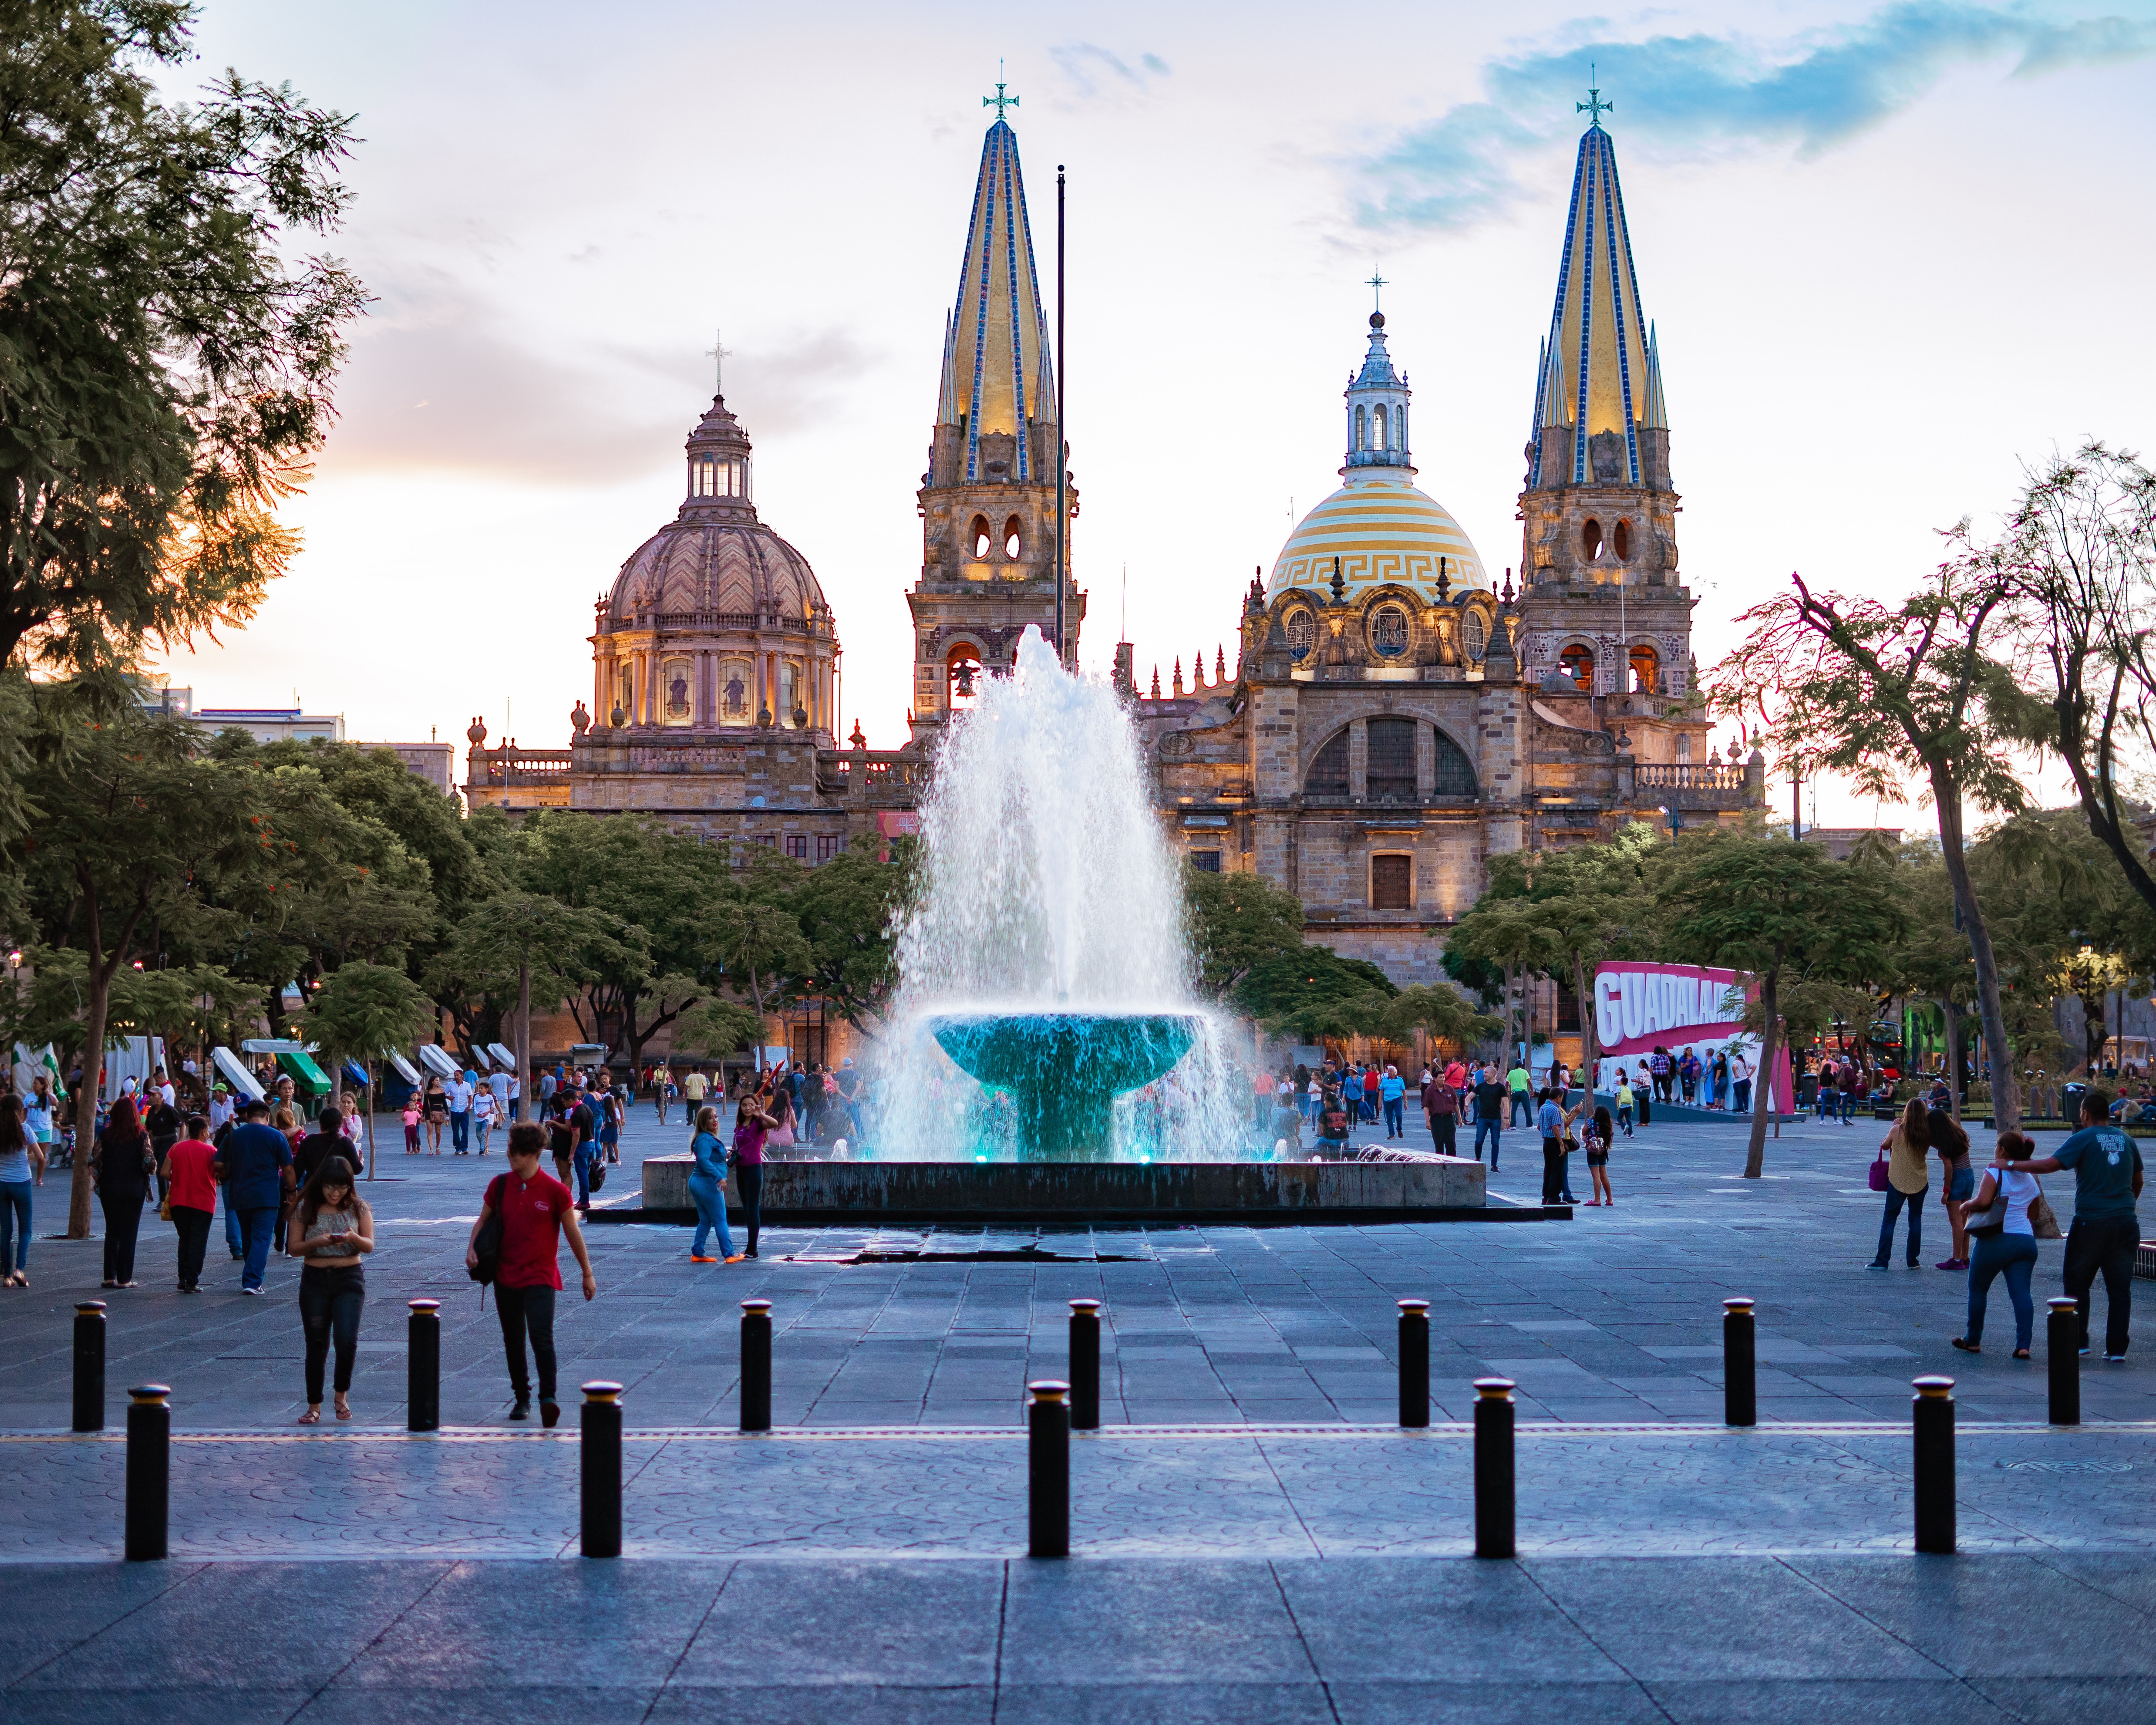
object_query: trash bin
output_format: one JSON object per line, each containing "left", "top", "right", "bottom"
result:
{"left": 2060, "top": 1082, "right": 2088, "bottom": 1125}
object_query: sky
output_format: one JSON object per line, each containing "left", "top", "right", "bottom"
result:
{"left": 150, "top": 0, "right": 2153, "bottom": 830}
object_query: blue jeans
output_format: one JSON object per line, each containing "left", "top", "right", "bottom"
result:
{"left": 846, "top": 1102, "right": 865, "bottom": 1142}
{"left": 1473, "top": 1118, "right": 1501, "bottom": 1166}
{"left": 1384, "top": 1098, "right": 1404, "bottom": 1135}
{"left": 1733, "top": 1079, "right": 1751, "bottom": 1113}
{"left": 223, "top": 1183, "right": 243, "bottom": 1256}
{"left": 1616, "top": 1104, "right": 1633, "bottom": 1135}
{"left": 0, "top": 1179, "right": 30, "bottom": 1275}
{"left": 450, "top": 1111, "right": 471, "bottom": 1152}
{"left": 1966, "top": 1231, "right": 2037, "bottom": 1349}
{"left": 239, "top": 1205, "right": 280, "bottom": 1290}
{"left": 687, "top": 1172, "right": 734, "bottom": 1258}
{"left": 1873, "top": 1186, "right": 1924, "bottom": 1266}
{"left": 1510, "top": 1092, "right": 1532, "bottom": 1126}
{"left": 574, "top": 1145, "right": 596, "bottom": 1205}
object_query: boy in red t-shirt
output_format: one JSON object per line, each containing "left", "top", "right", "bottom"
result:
{"left": 160, "top": 1114, "right": 220, "bottom": 1292}
{"left": 466, "top": 1123, "right": 597, "bottom": 1426}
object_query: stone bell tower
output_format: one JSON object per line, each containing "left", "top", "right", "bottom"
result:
{"left": 906, "top": 91, "right": 1083, "bottom": 741}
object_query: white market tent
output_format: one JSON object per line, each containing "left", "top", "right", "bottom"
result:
{"left": 210, "top": 1046, "right": 266, "bottom": 1102}
{"left": 416, "top": 1044, "right": 460, "bottom": 1081}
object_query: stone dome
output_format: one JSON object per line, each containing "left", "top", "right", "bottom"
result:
{"left": 1267, "top": 472, "right": 1489, "bottom": 602}
{"left": 604, "top": 396, "right": 829, "bottom": 629}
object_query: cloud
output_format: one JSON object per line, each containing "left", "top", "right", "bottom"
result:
{"left": 1360, "top": 3, "right": 2156, "bottom": 229}
{"left": 1049, "top": 42, "right": 1172, "bottom": 104}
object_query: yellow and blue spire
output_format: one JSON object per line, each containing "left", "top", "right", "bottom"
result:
{"left": 1526, "top": 89, "right": 1669, "bottom": 492}
{"left": 935, "top": 100, "right": 1057, "bottom": 485}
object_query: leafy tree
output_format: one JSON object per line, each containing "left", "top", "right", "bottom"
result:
{"left": 1184, "top": 864, "right": 1307, "bottom": 1001}
{"left": 1, "top": 1, "right": 365, "bottom": 675}
{"left": 672, "top": 998, "right": 765, "bottom": 1068}
{"left": 788, "top": 837, "right": 915, "bottom": 1038}
{"left": 1714, "top": 563, "right": 2032, "bottom": 1128}
{"left": 1658, "top": 832, "right": 1903, "bottom": 1177}
{"left": 1379, "top": 984, "right": 1501, "bottom": 1052}
{"left": 1447, "top": 884, "right": 1565, "bottom": 1062}
{"left": 294, "top": 961, "right": 435, "bottom": 1175}
{"left": 701, "top": 896, "right": 809, "bottom": 1068}
{"left": 1239, "top": 945, "right": 1397, "bottom": 1043}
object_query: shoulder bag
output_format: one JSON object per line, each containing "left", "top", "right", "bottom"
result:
{"left": 2028, "top": 1176, "right": 2063, "bottom": 1240}
{"left": 469, "top": 1179, "right": 503, "bottom": 1286}
{"left": 1868, "top": 1144, "right": 1890, "bottom": 1192}
{"left": 1964, "top": 1170, "right": 2009, "bottom": 1236}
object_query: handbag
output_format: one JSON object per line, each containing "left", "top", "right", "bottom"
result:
{"left": 1868, "top": 1148, "right": 1890, "bottom": 1193}
{"left": 2028, "top": 1178, "right": 2063, "bottom": 1240}
{"left": 1964, "top": 1171, "right": 2009, "bottom": 1236}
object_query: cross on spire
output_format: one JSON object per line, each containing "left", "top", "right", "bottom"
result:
{"left": 984, "top": 76, "right": 1018, "bottom": 121}
{"left": 706, "top": 328, "right": 731, "bottom": 395}
{"left": 1366, "top": 269, "right": 1387, "bottom": 312}
{"left": 1577, "top": 64, "right": 1613, "bottom": 128}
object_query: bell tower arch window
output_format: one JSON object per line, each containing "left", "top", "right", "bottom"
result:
{"left": 1003, "top": 515, "right": 1024, "bottom": 559}
{"left": 970, "top": 515, "right": 992, "bottom": 559}
{"left": 1373, "top": 404, "right": 1388, "bottom": 451}
{"left": 1354, "top": 404, "right": 1368, "bottom": 451}
{"left": 1629, "top": 642, "right": 1661, "bottom": 694}
{"left": 1613, "top": 518, "right": 1630, "bottom": 560}
{"left": 1581, "top": 519, "right": 1603, "bottom": 560}
{"left": 1559, "top": 642, "right": 1595, "bottom": 691}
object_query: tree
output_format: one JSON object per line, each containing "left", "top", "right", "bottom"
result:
{"left": 789, "top": 837, "right": 916, "bottom": 1038}
{"left": 294, "top": 961, "right": 435, "bottom": 1176}
{"left": 1658, "top": 833, "right": 1903, "bottom": 1177}
{"left": 1184, "top": 864, "right": 1307, "bottom": 1001}
{"left": 1714, "top": 563, "right": 2032, "bottom": 1128}
{"left": 1448, "top": 888, "right": 1565, "bottom": 1063}
{"left": 672, "top": 998, "right": 765, "bottom": 1069}
{"left": 1994, "top": 443, "right": 2156, "bottom": 917}
{"left": 1379, "top": 985, "right": 1501, "bottom": 1052}
{"left": 1, "top": 2, "right": 365, "bottom": 675}
{"left": 701, "top": 897, "right": 809, "bottom": 1068}
{"left": 1239, "top": 946, "right": 1398, "bottom": 1044}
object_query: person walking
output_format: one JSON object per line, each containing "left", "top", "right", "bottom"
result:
{"left": 1614, "top": 1072, "right": 1636, "bottom": 1138}
{"left": 467, "top": 1124, "right": 597, "bottom": 1425}
{"left": 472, "top": 1081, "right": 499, "bottom": 1155}
{"left": 1380, "top": 1065, "right": 1406, "bottom": 1140}
{"left": 294, "top": 1107, "right": 364, "bottom": 1187}
{"left": 160, "top": 1114, "right": 218, "bottom": 1292}
{"left": 687, "top": 1105, "right": 742, "bottom": 1263}
{"left": 1837, "top": 1057, "right": 1862, "bottom": 1125}
{"left": 1536, "top": 1087, "right": 1567, "bottom": 1206}
{"left": 287, "top": 1156, "right": 373, "bottom": 1423}
{"left": 1930, "top": 1105, "right": 1974, "bottom": 1271}
{"left": 1731, "top": 1051, "right": 1752, "bottom": 1115}
{"left": 680, "top": 1067, "right": 708, "bottom": 1115}
{"left": 600, "top": 1079, "right": 623, "bottom": 1165}
{"left": 1650, "top": 1046, "right": 1672, "bottom": 1105}
{"left": 654, "top": 1066, "right": 672, "bottom": 1126}
{"left": 1953, "top": 1129, "right": 2043, "bottom": 1359}
{"left": 1423, "top": 1068, "right": 1458, "bottom": 1155}
{"left": 422, "top": 1076, "right": 448, "bottom": 1152}
{"left": 90, "top": 1096, "right": 157, "bottom": 1288}
{"left": 1507, "top": 1058, "right": 1533, "bottom": 1127}
{"left": 565, "top": 1082, "right": 601, "bottom": 1210}
{"left": 2005, "top": 1087, "right": 2143, "bottom": 1361}
{"left": 732, "top": 1089, "right": 777, "bottom": 1259}
{"left": 401, "top": 1093, "right": 421, "bottom": 1155}
{"left": 1472, "top": 1065, "right": 1505, "bottom": 1169}
{"left": 1867, "top": 1098, "right": 1930, "bottom": 1270}
{"left": 0, "top": 1095, "right": 42, "bottom": 1287}
{"left": 1583, "top": 1104, "right": 1616, "bottom": 1206}
{"left": 213, "top": 1099, "right": 297, "bottom": 1294}
{"left": 446, "top": 1069, "right": 475, "bottom": 1155}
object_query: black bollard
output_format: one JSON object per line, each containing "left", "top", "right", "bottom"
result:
{"left": 580, "top": 1381, "right": 624, "bottom": 1559}
{"left": 740, "top": 1298, "right": 772, "bottom": 1433}
{"left": 1912, "top": 1375, "right": 1956, "bottom": 1555}
{"left": 1473, "top": 1377, "right": 1516, "bottom": 1559}
{"left": 124, "top": 1384, "right": 170, "bottom": 1561}
{"left": 2047, "top": 1297, "right": 2080, "bottom": 1426}
{"left": 1398, "top": 1299, "right": 1431, "bottom": 1428}
{"left": 407, "top": 1299, "right": 441, "bottom": 1434}
{"left": 72, "top": 1300, "right": 107, "bottom": 1433}
{"left": 1028, "top": 1380, "right": 1071, "bottom": 1558}
{"left": 1068, "top": 1299, "right": 1101, "bottom": 1431}
{"left": 1723, "top": 1297, "right": 1757, "bottom": 1427}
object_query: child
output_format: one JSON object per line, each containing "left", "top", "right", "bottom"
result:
{"left": 1615, "top": 1074, "right": 1636, "bottom": 1137}
{"left": 401, "top": 1096, "right": 422, "bottom": 1155}
{"left": 1584, "top": 1105, "right": 1616, "bottom": 1207}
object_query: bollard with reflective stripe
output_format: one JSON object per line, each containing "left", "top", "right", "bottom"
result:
{"left": 2047, "top": 1297, "right": 2079, "bottom": 1426}
{"left": 1068, "top": 1300, "right": 1101, "bottom": 1431}
{"left": 73, "top": 1301, "right": 106, "bottom": 1433}
{"left": 1028, "top": 1380, "right": 1071, "bottom": 1558}
{"left": 740, "top": 1299, "right": 772, "bottom": 1432}
{"left": 580, "top": 1381, "right": 624, "bottom": 1558}
{"left": 1723, "top": 1298, "right": 1757, "bottom": 1427}
{"left": 1398, "top": 1299, "right": 1430, "bottom": 1428}
{"left": 1473, "top": 1378, "right": 1516, "bottom": 1559}
{"left": 1913, "top": 1376, "right": 1955, "bottom": 1555}
{"left": 407, "top": 1299, "right": 441, "bottom": 1433}
{"left": 125, "top": 1385, "right": 170, "bottom": 1561}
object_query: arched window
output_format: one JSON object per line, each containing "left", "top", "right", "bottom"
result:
{"left": 1461, "top": 608, "right": 1488, "bottom": 662}
{"left": 1283, "top": 607, "right": 1314, "bottom": 661}
{"left": 1373, "top": 404, "right": 1388, "bottom": 451}
{"left": 1370, "top": 604, "right": 1409, "bottom": 657}
{"left": 1613, "top": 519, "right": 1630, "bottom": 560}
{"left": 1368, "top": 717, "right": 1415, "bottom": 801}
{"left": 970, "top": 516, "right": 991, "bottom": 559}
{"left": 1003, "top": 515, "right": 1024, "bottom": 560}
{"left": 1395, "top": 404, "right": 1407, "bottom": 450}
{"left": 1581, "top": 519, "right": 1603, "bottom": 560}
{"left": 662, "top": 656, "right": 693, "bottom": 724}
{"left": 1559, "top": 642, "right": 1595, "bottom": 691}
{"left": 1629, "top": 642, "right": 1661, "bottom": 694}
{"left": 721, "top": 660, "right": 751, "bottom": 721}
{"left": 691, "top": 455, "right": 716, "bottom": 497}
{"left": 1305, "top": 730, "right": 1350, "bottom": 799}
{"left": 1354, "top": 404, "right": 1368, "bottom": 451}
{"left": 1431, "top": 726, "right": 1479, "bottom": 797}
{"left": 946, "top": 644, "right": 983, "bottom": 708}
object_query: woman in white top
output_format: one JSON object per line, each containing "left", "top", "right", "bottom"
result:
{"left": 1954, "top": 1129, "right": 2044, "bottom": 1358}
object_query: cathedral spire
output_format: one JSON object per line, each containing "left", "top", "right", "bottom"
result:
{"left": 934, "top": 111, "right": 1057, "bottom": 484}
{"left": 1525, "top": 111, "right": 1668, "bottom": 492}
{"left": 1342, "top": 310, "right": 1412, "bottom": 479}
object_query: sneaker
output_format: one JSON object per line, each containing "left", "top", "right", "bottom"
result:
{"left": 2107, "top": 1354, "right": 2129, "bottom": 1363}
{"left": 241, "top": 1285, "right": 261, "bottom": 1296}
{"left": 1865, "top": 1262, "right": 1890, "bottom": 1271}
{"left": 509, "top": 1401, "right": 530, "bottom": 1422}
{"left": 1936, "top": 1258, "right": 1965, "bottom": 1271}
{"left": 724, "top": 1254, "right": 746, "bottom": 1264}
{"left": 690, "top": 1255, "right": 718, "bottom": 1263}
{"left": 540, "top": 1402, "right": 560, "bottom": 1429}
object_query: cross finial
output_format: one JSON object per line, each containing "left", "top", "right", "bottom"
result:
{"left": 1366, "top": 269, "right": 1387, "bottom": 312}
{"left": 706, "top": 328, "right": 731, "bottom": 395}
{"left": 984, "top": 65, "right": 1019, "bottom": 121}
{"left": 1578, "top": 64, "right": 1613, "bottom": 128}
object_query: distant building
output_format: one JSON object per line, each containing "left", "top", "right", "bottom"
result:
{"left": 140, "top": 683, "right": 455, "bottom": 797}
{"left": 374, "top": 743, "right": 455, "bottom": 795}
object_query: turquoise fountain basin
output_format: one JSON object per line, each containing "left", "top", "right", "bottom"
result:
{"left": 926, "top": 1011, "right": 1199, "bottom": 1160}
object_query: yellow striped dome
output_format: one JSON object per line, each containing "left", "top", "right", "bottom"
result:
{"left": 1267, "top": 474, "right": 1488, "bottom": 600}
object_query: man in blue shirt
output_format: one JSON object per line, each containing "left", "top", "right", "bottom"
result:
{"left": 210, "top": 1099, "right": 294, "bottom": 1294}
{"left": 2009, "top": 1088, "right": 2144, "bottom": 1360}
{"left": 1536, "top": 1088, "right": 1568, "bottom": 1206}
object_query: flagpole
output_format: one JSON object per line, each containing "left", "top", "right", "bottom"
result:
{"left": 1055, "top": 162, "right": 1067, "bottom": 667}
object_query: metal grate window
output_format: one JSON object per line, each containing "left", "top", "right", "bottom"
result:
{"left": 1368, "top": 717, "right": 1416, "bottom": 802}
{"left": 1306, "top": 731, "right": 1349, "bottom": 798}
{"left": 1433, "top": 727, "right": 1479, "bottom": 798}
{"left": 1189, "top": 850, "right": 1222, "bottom": 873}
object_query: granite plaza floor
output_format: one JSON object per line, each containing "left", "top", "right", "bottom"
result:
{"left": 4, "top": 1102, "right": 2153, "bottom": 1720}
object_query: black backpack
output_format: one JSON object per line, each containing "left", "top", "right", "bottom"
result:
{"left": 469, "top": 1202, "right": 502, "bottom": 1286}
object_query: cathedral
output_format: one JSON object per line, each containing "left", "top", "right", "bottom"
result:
{"left": 465, "top": 96, "right": 1764, "bottom": 1009}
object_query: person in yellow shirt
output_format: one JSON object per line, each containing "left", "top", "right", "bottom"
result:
{"left": 680, "top": 1068, "right": 708, "bottom": 1106}
{"left": 1867, "top": 1099, "right": 1931, "bottom": 1270}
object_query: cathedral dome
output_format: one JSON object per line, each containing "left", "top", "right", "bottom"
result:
{"left": 604, "top": 396, "right": 829, "bottom": 629}
{"left": 1267, "top": 472, "right": 1489, "bottom": 601}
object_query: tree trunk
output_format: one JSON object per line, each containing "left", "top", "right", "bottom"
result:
{"left": 1931, "top": 771, "right": 2018, "bottom": 1130}
{"left": 68, "top": 974, "right": 110, "bottom": 1238}
{"left": 364, "top": 1058, "right": 376, "bottom": 1180}
{"left": 515, "top": 959, "right": 533, "bottom": 1124}
{"left": 1743, "top": 965, "right": 1781, "bottom": 1179}
{"left": 1573, "top": 949, "right": 1597, "bottom": 1098}
{"left": 1940, "top": 999, "right": 1965, "bottom": 1118}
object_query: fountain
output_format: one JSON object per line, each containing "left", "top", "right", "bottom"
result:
{"left": 925, "top": 1011, "right": 1199, "bottom": 1160}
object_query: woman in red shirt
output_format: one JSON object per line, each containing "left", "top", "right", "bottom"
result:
{"left": 159, "top": 1114, "right": 220, "bottom": 1292}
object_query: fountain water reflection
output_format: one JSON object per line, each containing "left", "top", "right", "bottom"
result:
{"left": 875, "top": 628, "right": 1246, "bottom": 1161}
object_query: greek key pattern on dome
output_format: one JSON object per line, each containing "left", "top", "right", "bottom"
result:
{"left": 1273, "top": 548, "right": 1452, "bottom": 593}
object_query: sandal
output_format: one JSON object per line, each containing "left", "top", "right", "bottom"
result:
{"left": 334, "top": 1398, "right": 351, "bottom": 1422}
{"left": 1951, "top": 1337, "right": 1981, "bottom": 1353}
{"left": 297, "top": 1408, "right": 321, "bottom": 1425}
{"left": 2013, "top": 1348, "right": 2031, "bottom": 1360}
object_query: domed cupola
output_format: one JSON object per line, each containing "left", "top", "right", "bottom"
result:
{"left": 1344, "top": 310, "right": 1412, "bottom": 475}
{"left": 593, "top": 393, "right": 839, "bottom": 735}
